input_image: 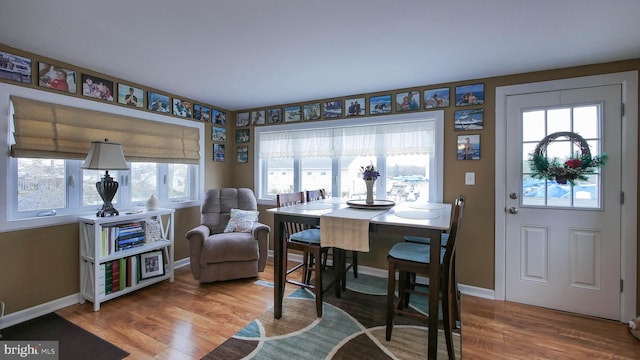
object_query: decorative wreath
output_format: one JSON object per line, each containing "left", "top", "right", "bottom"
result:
{"left": 529, "top": 131, "right": 607, "bottom": 185}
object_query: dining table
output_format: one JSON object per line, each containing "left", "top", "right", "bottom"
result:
{"left": 267, "top": 197, "right": 452, "bottom": 359}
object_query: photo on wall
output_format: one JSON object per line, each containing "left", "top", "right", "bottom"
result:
{"left": 213, "top": 144, "right": 225, "bottom": 162}
{"left": 457, "top": 134, "right": 480, "bottom": 160}
{"left": 118, "top": 84, "right": 144, "bottom": 108}
{"left": 193, "top": 104, "right": 211, "bottom": 121}
{"left": 303, "top": 103, "right": 321, "bottom": 121}
{"left": 0, "top": 50, "right": 32, "bottom": 84}
{"left": 173, "top": 98, "right": 192, "bottom": 118}
{"left": 346, "top": 97, "right": 365, "bottom": 116}
{"left": 455, "top": 83, "right": 484, "bottom": 106}
{"left": 38, "top": 62, "right": 77, "bottom": 93}
{"left": 212, "top": 109, "right": 226, "bottom": 125}
{"left": 236, "top": 129, "right": 250, "bottom": 144}
{"left": 369, "top": 95, "right": 391, "bottom": 115}
{"left": 267, "top": 108, "right": 282, "bottom": 124}
{"left": 454, "top": 109, "right": 484, "bottom": 130}
{"left": 251, "top": 110, "right": 265, "bottom": 125}
{"left": 212, "top": 126, "right": 226, "bottom": 143}
{"left": 424, "top": 87, "right": 450, "bottom": 109}
{"left": 395, "top": 91, "right": 420, "bottom": 112}
{"left": 148, "top": 92, "right": 170, "bottom": 113}
{"left": 285, "top": 106, "right": 301, "bottom": 122}
{"left": 237, "top": 145, "right": 248, "bottom": 163}
{"left": 236, "top": 112, "right": 250, "bottom": 127}
{"left": 82, "top": 74, "right": 114, "bottom": 101}
{"left": 323, "top": 100, "right": 342, "bottom": 119}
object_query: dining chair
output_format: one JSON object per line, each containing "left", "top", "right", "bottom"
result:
{"left": 276, "top": 191, "right": 336, "bottom": 317}
{"left": 385, "top": 195, "right": 465, "bottom": 359}
{"left": 305, "top": 189, "right": 359, "bottom": 288}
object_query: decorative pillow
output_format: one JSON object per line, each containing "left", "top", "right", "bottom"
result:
{"left": 223, "top": 208, "right": 259, "bottom": 233}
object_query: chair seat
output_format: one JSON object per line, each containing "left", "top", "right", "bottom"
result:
{"left": 388, "top": 242, "right": 445, "bottom": 264}
{"left": 289, "top": 228, "right": 321, "bottom": 245}
{"left": 403, "top": 233, "right": 449, "bottom": 246}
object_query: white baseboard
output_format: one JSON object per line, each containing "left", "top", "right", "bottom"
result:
{"left": 0, "top": 294, "right": 79, "bottom": 330}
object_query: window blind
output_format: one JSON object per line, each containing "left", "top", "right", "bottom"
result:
{"left": 10, "top": 96, "right": 200, "bottom": 164}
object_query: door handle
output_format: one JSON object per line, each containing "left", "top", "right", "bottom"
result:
{"left": 508, "top": 207, "right": 519, "bottom": 214}
{"left": 509, "top": 192, "right": 518, "bottom": 199}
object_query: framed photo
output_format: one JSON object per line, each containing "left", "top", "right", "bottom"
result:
{"left": 303, "top": 103, "right": 321, "bottom": 121}
{"left": 38, "top": 62, "right": 77, "bottom": 94}
{"left": 266, "top": 108, "right": 282, "bottom": 124}
{"left": 251, "top": 110, "right": 265, "bottom": 125}
{"left": 81, "top": 74, "right": 114, "bottom": 101}
{"left": 236, "top": 112, "right": 250, "bottom": 127}
{"left": 213, "top": 144, "right": 225, "bottom": 162}
{"left": 455, "top": 83, "right": 484, "bottom": 106}
{"left": 345, "top": 97, "right": 365, "bottom": 116}
{"left": 148, "top": 92, "right": 170, "bottom": 113}
{"left": 118, "top": 84, "right": 144, "bottom": 108}
{"left": 454, "top": 109, "right": 484, "bottom": 130}
{"left": 369, "top": 95, "right": 391, "bottom": 115}
{"left": 212, "top": 109, "right": 227, "bottom": 125}
{"left": 457, "top": 134, "right": 480, "bottom": 160}
{"left": 173, "top": 98, "right": 192, "bottom": 118}
{"left": 193, "top": 104, "right": 211, "bottom": 121}
{"left": 236, "top": 129, "right": 250, "bottom": 144}
{"left": 395, "top": 91, "right": 420, "bottom": 112}
{"left": 285, "top": 106, "right": 301, "bottom": 122}
{"left": 140, "top": 251, "right": 164, "bottom": 279}
{"left": 0, "top": 50, "right": 32, "bottom": 84}
{"left": 212, "top": 126, "right": 226, "bottom": 142}
{"left": 237, "top": 145, "right": 249, "bottom": 163}
{"left": 323, "top": 100, "right": 342, "bottom": 119}
{"left": 424, "top": 87, "right": 450, "bottom": 109}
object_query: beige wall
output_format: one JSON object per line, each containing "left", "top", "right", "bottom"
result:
{"left": 1, "top": 58, "right": 638, "bottom": 316}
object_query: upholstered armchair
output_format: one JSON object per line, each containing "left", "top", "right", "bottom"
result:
{"left": 186, "top": 188, "right": 270, "bottom": 282}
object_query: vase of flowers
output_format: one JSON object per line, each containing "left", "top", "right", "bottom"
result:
{"left": 361, "top": 164, "right": 380, "bottom": 204}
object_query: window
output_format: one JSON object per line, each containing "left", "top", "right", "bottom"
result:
{"left": 255, "top": 112, "right": 444, "bottom": 203}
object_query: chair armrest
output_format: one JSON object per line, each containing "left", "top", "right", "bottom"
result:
{"left": 185, "top": 225, "right": 211, "bottom": 280}
{"left": 252, "top": 222, "right": 271, "bottom": 272}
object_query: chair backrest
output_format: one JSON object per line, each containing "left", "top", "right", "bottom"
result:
{"left": 442, "top": 195, "right": 465, "bottom": 272}
{"left": 306, "top": 189, "right": 326, "bottom": 202}
{"left": 276, "top": 191, "right": 306, "bottom": 238}
{"left": 201, "top": 188, "right": 258, "bottom": 234}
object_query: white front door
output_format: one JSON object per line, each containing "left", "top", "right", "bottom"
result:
{"left": 504, "top": 85, "right": 622, "bottom": 320}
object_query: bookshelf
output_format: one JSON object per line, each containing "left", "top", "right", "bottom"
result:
{"left": 79, "top": 208, "right": 175, "bottom": 311}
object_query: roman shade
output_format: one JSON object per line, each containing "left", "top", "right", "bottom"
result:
{"left": 10, "top": 96, "right": 200, "bottom": 164}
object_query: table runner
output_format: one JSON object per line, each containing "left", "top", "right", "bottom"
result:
{"left": 320, "top": 207, "right": 387, "bottom": 252}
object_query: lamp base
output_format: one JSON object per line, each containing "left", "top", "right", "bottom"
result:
{"left": 96, "top": 170, "right": 120, "bottom": 217}
{"left": 96, "top": 204, "right": 119, "bottom": 217}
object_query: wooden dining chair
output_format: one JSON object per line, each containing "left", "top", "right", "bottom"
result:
{"left": 276, "top": 191, "right": 335, "bottom": 317}
{"left": 385, "top": 195, "right": 465, "bottom": 359}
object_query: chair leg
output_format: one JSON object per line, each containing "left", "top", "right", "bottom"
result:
{"left": 386, "top": 260, "right": 396, "bottom": 341}
{"left": 333, "top": 248, "right": 342, "bottom": 298}
{"left": 442, "top": 275, "right": 455, "bottom": 359}
{"left": 313, "top": 247, "right": 323, "bottom": 317}
{"left": 351, "top": 251, "right": 358, "bottom": 278}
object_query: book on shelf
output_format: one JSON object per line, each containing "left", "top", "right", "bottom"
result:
{"left": 105, "top": 261, "right": 113, "bottom": 294}
{"left": 111, "top": 259, "right": 120, "bottom": 292}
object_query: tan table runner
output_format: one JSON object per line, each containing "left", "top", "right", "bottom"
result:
{"left": 320, "top": 207, "right": 387, "bottom": 252}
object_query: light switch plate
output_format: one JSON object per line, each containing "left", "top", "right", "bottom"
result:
{"left": 465, "top": 172, "right": 475, "bottom": 185}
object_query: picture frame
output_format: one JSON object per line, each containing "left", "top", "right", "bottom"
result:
{"left": 424, "top": 87, "right": 450, "bottom": 109}
{"left": 454, "top": 109, "right": 484, "bottom": 130}
{"left": 118, "top": 84, "right": 144, "bottom": 108}
{"left": 457, "top": 134, "right": 480, "bottom": 160}
{"left": 139, "top": 251, "right": 164, "bottom": 279}
{"left": 285, "top": 105, "right": 301, "bottom": 122}
{"left": 455, "top": 83, "right": 484, "bottom": 106}
{"left": 251, "top": 110, "right": 265, "bottom": 125}
{"left": 38, "top": 62, "right": 77, "bottom": 94}
{"left": 323, "top": 100, "right": 342, "bottom": 119}
{"left": 172, "top": 98, "right": 192, "bottom": 118}
{"left": 237, "top": 145, "right": 248, "bottom": 163}
{"left": 266, "top": 108, "right": 282, "bottom": 124}
{"left": 212, "top": 109, "right": 227, "bottom": 125}
{"left": 212, "top": 126, "right": 226, "bottom": 142}
{"left": 303, "top": 103, "right": 321, "bottom": 121}
{"left": 0, "top": 50, "right": 32, "bottom": 84}
{"left": 369, "top": 95, "right": 391, "bottom": 115}
{"left": 236, "top": 129, "right": 250, "bottom": 144}
{"left": 81, "top": 74, "right": 114, "bottom": 101}
{"left": 236, "top": 112, "right": 250, "bottom": 127}
{"left": 345, "top": 97, "right": 365, "bottom": 116}
{"left": 395, "top": 91, "right": 420, "bottom": 112}
{"left": 193, "top": 104, "right": 211, "bottom": 122}
{"left": 213, "top": 144, "right": 225, "bottom": 162}
{"left": 148, "top": 92, "right": 170, "bottom": 113}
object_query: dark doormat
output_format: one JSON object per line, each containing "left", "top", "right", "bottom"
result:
{"left": 1, "top": 312, "right": 128, "bottom": 360}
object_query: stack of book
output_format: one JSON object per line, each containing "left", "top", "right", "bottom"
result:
{"left": 101, "top": 222, "right": 146, "bottom": 256}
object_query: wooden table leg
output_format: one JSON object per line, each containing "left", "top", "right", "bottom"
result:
{"left": 274, "top": 214, "right": 284, "bottom": 319}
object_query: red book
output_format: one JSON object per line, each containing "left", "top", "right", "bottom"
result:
{"left": 111, "top": 259, "right": 120, "bottom": 292}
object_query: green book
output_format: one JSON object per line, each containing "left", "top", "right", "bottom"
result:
{"left": 105, "top": 262, "right": 112, "bottom": 294}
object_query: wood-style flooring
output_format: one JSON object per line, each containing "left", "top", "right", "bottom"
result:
{"left": 57, "top": 260, "right": 640, "bottom": 359}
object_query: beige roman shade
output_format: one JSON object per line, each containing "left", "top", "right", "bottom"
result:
{"left": 10, "top": 96, "right": 200, "bottom": 164}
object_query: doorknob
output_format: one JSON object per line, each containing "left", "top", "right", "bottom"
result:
{"left": 508, "top": 207, "right": 519, "bottom": 214}
{"left": 509, "top": 192, "right": 518, "bottom": 199}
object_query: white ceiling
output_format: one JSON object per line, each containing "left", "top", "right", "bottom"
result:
{"left": 1, "top": 0, "right": 639, "bottom": 111}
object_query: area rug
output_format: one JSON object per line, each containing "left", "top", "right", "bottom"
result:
{"left": 1, "top": 312, "right": 129, "bottom": 360}
{"left": 205, "top": 274, "right": 461, "bottom": 359}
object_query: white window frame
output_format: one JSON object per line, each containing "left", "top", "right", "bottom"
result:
{"left": 0, "top": 82, "right": 204, "bottom": 232}
{"left": 254, "top": 111, "right": 444, "bottom": 206}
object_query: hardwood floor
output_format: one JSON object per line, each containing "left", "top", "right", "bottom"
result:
{"left": 57, "top": 260, "right": 640, "bottom": 359}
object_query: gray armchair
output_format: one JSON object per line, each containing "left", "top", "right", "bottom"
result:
{"left": 186, "top": 188, "right": 270, "bottom": 282}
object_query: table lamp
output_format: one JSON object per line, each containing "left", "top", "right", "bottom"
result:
{"left": 82, "top": 139, "right": 129, "bottom": 217}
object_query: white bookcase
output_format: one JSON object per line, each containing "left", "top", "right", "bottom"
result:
{"left": 79, "top": 208, "right": 175, "bottom": 311}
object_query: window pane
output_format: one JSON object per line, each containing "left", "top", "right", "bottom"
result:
{"left": 168, "top": 163, "right": 189, "bottom": 199}
{"left": 266, "top": 158, "right": 293, "bottom": 197}
{"left": 17, "top": 158, "right": 65, "bottom": 211}
{"left": 301, "top": 157, "right": 332, "bottom": 195}
{"left": 340, "top": 155, "right": 375, "bottom": 199}
{"left": 522, "top": 110, "right": 545, "bottom": 142}
{"left": 573, "top": 105, "right": 598, "bottom": 139}
{"left": 547, "top": 108, "right": 570, "bottom": 134}
{"left": 386, "top": 154, "right": 429, "bottom": 203}
{"left": 131, "top": 162, "right": 157, "bottom": 202}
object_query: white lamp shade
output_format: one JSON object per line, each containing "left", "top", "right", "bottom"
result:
{"left": 82, "top": 140, "right": 129, "bottom": 170}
